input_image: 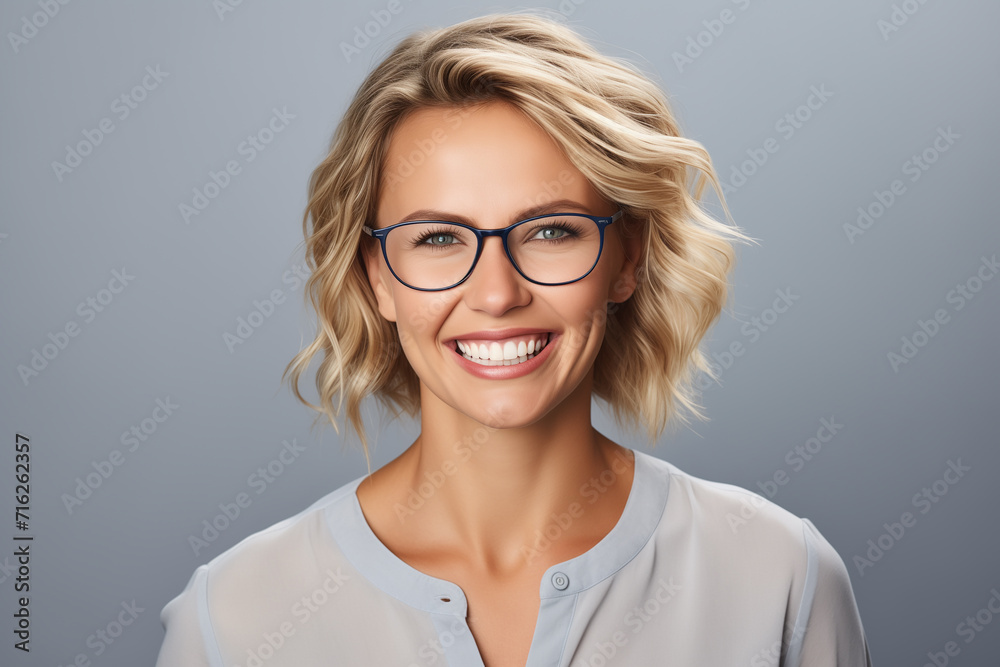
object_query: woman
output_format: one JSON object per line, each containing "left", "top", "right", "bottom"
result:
{"left": 157, "top": 11, "right": 872, "bottom": 667}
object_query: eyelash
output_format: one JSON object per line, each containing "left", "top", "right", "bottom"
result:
{"left": 408, "top": 221, "right": 579, "bottom": 249}
{"left": 409, "top": 226, "right": 462, "bottom": 248}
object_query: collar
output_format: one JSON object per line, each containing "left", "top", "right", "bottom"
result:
{"left": 324, "top": 447, "right": 670, "bottom": 616}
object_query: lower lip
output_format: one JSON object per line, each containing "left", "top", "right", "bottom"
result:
{"left": 450, "top": 334, "right": 559, "bottom": 379}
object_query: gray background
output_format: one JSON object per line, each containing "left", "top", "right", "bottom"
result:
{"left": 1, "top": 0, "right": 998, "bottom": 664}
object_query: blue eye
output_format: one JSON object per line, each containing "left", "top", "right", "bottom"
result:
{"left": 527, "top": 221, "right": 577, "bottom": 242}
{"left": 419, "top": 232, "right": 456, "bottom": 246}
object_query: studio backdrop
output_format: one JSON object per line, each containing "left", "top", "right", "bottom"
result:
{"left": 1, "top": 0, "right": 998, "bottom": 665}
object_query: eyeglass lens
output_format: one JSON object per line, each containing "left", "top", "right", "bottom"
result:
{"left": 383, "top": 214, "right": 602, "bottom": 289}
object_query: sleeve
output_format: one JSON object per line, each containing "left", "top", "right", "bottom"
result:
{"left": 784, "top": 518, "right": 873, "bottom": 667}
{"left": 154, "top": 565, "right": 221, "bottom": 667}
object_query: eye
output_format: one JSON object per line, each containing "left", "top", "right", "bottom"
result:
{"left": 536, "top": 227, "right": 568, "bottom": 240}
{"left": 418, "top": 231, "right": 457, "bottom": 246}
{"left": 403, "top": 225, "right": 467, "bottom": 250}
{"left": 528, "top": 221, "right": 577, "bottom": 241}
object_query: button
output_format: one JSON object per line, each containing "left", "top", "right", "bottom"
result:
{"left": 551, "top": 572, "right": 569, "bottom": 590}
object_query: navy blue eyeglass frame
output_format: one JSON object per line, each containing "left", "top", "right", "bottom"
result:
{"left": 362, "top": 208, "right": 624, "bottom": 291}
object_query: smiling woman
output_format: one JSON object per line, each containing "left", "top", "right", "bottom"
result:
{"left": 156, "top": 11, "right": 872, "bottom": 667}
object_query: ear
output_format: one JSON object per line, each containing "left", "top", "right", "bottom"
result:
{"left": 609, "top": 213, "right": 643, "bottom": 304}
{"left": 361, "top": 238, "right": 398, "bottom": 323}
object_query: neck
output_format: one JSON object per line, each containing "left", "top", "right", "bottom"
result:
{"left": 377, "top": 374, "right": 635, "bottom": 576}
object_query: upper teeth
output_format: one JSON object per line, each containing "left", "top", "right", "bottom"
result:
{"left": 456, "top": 334, "right": 550, "bottom": 361}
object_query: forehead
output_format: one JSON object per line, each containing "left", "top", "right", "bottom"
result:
{"left": 377, "top": 101, "right": 603, "bottom": 225}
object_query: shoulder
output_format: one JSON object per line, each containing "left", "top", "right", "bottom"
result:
{"left": 641, "top": 450, "right": 809, "bottom": 552}
{"left": 638, "top": 450, "right": 834, "bottom": 601}
{"left": 203, "top": 475, "right": 360, "bottom": 579}
{"left": 158, "top": 475, "right": 363, "bottom": 661}
{"left": 636, "top": 451, "right": 870, "bottom": 665}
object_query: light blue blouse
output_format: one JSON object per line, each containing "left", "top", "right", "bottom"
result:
{"left": 156, "top": 448, "right": 872, "bottom": 666}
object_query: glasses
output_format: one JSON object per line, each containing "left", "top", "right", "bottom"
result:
{"left": 362, "top": 209, "right": 623, "bottom": 291}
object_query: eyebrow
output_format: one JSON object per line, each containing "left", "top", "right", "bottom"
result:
{"left": 392, "top": 198, "right": 593, "bottom": 228}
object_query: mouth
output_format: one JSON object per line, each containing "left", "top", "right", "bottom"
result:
{"left": 452, "top": 332, "right": 554, "bottom": 367}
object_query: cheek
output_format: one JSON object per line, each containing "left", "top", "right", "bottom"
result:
{"left": 396, "top": 292, "right": 454, "bottom": 344}
{"left": 553, "top": 287, "right": 611, "bottom": 354}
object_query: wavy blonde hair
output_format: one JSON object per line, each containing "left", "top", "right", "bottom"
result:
{"left": 283, "top": 11, "right": 754, "bottom": 472}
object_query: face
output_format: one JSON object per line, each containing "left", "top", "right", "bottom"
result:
{"left": 363, "top": 100, "right": 640, "bottom": 429}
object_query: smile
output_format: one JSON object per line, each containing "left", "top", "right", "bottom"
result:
{"left": 455, "top": 333, "right": 550, "bottom": 366}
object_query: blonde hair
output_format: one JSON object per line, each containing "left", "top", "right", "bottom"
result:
{"left": 283, "top": 11, "right": 754, "bottom": 472}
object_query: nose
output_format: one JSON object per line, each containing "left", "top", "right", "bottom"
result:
{"left": 461, "top": 235, "right": 530, "bottom": 314}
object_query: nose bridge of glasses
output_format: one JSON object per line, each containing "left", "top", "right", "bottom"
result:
{"left": 471, "top": 227, "right": 518, "bottom": 273}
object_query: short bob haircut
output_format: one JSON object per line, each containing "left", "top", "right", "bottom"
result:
{"left": 283, "top": 11, "right": 753, "bottom": 472}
